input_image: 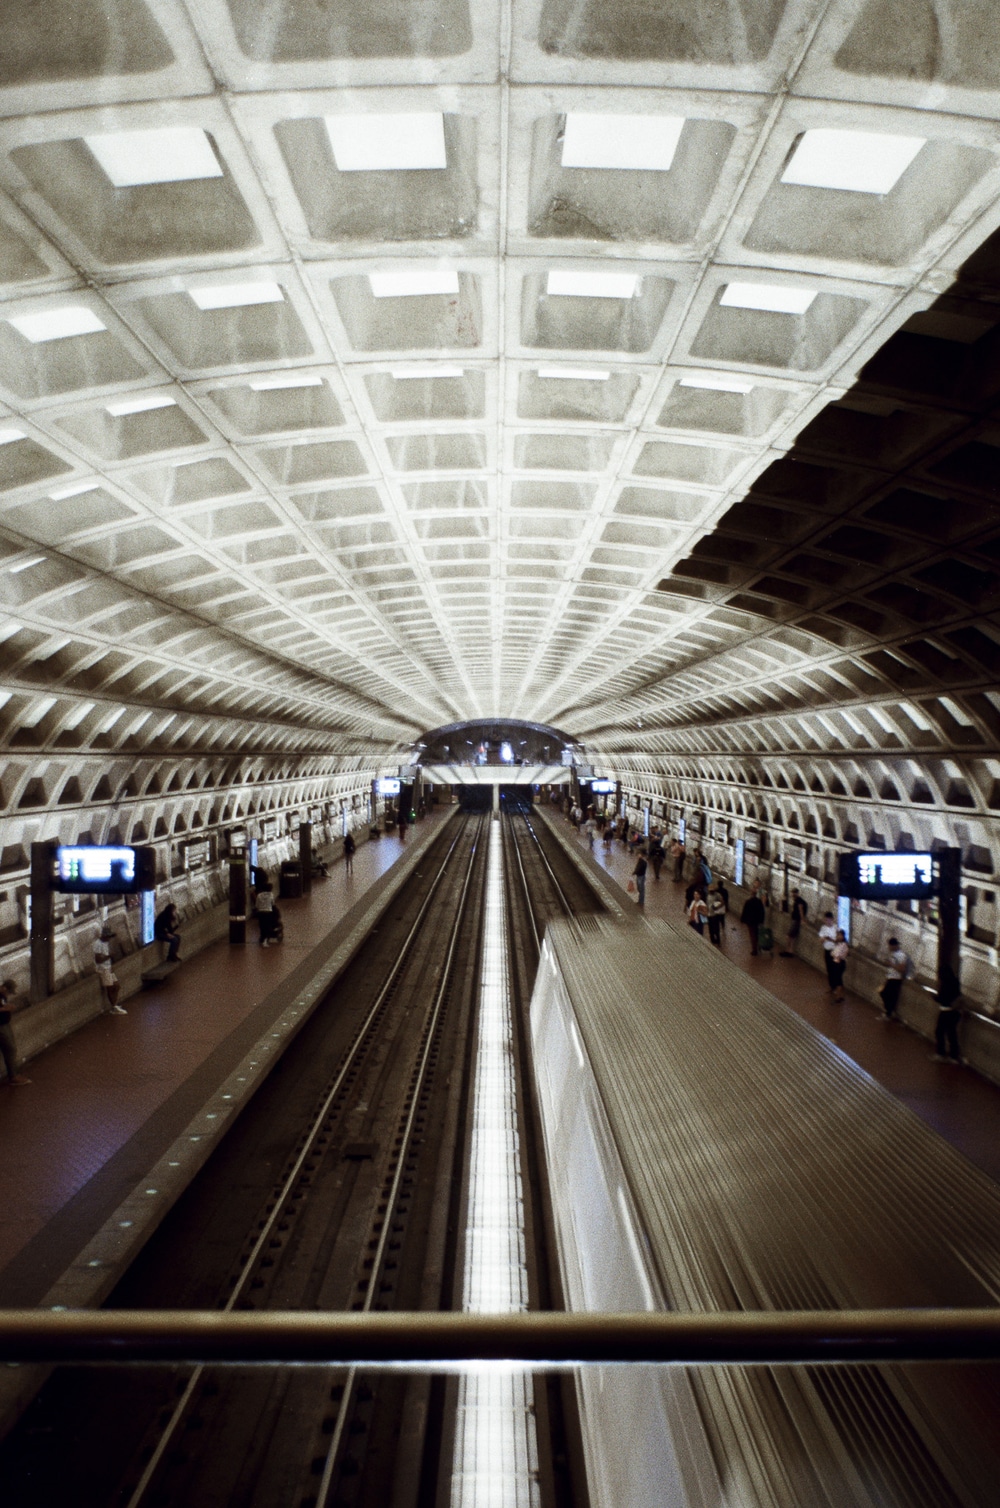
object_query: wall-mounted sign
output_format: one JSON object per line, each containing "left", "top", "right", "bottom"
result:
{"left": 377, "top": 777, "right": 401, "bottom": 796}
{"left": 52, "top": 845, "right": 156, "bottom": 895}
{"left": 783, "top": 841, "right": 806, "bottom": 872}
{"left": 837, "top": 850, "right": 935, "bottom": 900}
{"left": 260, "top": 818, "right": 279, "bottom": 842}
{"left": 744, "top": 829, "right": 760, "bottom": 854}
{"left": 309, "top": 807, "right": 321, "bottom": 823}
{"left": 591, "top": 779, "right": 616, "bottom": 793}
{"left": 712, "top": 818, "right": 729, "bottom": 844}
{"left": 687, "top": 812, "right": 702, "bottom": 833}
{"left": 228, "top": 829, "right": 247, "bottom": 856}
{"left": 182, "top": 838, "right": 212, "bottom": 870}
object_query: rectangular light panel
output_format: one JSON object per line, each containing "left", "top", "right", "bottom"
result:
{"left": 326, "top": 113, "right": 447, "bottom": 172}
{"left": 9, "top": 306, "right": 106, "bottom": 342}
{"left": 720, "top": 282, "right": 816, "bottom": 314}
{"left": 84, "top": 127, "right": 223, "bottom": 187}
{"left": 390, "top": 364, "right": 465, "bottom": 378}
{"left": 106, "top": 394, "right": 176, "bottom": 416}
{"left": 546, "top": 270, "right": 638, "bottom": 299}
{"left": 370, "top": 270, "right": 460, "bottom": 298}
{"left": 781, "top": 128, "right": 925, "bottom": 195}
{"left": 537, "top": 366, "right": 611, "bottom": 380}
{"left": 679, "top": 375, "right": 754, "bottom": 393}
{"left": 190, "top": 282, "right": 284, "bottom": 310}
{"left": 50, "top": 480, "right": 100, "bottom": 499}
{"left": 0, "top": 427, "right": 25, "bottom": 445}
{"left": 562, "top": 113, "right": 684, "bottom": 171}
{"left": 249, "top": 374, "right": 324, "bottom": 390}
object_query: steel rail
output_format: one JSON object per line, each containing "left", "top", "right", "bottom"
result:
{"left": 6, "top": 1310, "right": 1000, "bottom": 1365}
{"left": 514, "top": 810, "right": 581, "bottom": 932}
{"left": 314, "top": 812, "right": 489, "bottom": 1508}
{"left": 122, "top": 816, "right": 474, "bottom": 1508}
{"left": 503, "top": 809, "right": 540, "bottom": 952}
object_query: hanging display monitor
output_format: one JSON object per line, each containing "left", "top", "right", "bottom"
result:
{"left": 838, "top": 850, "right": 935, "bottom": 901}
{"left": 53, "top": 844, "right": 156, "bottom": 894}
{"left": 591, "top": 779, "right": 616, "bottom": 793}
{"left": 377, "top": 777, "right": 401, "bottom": 796}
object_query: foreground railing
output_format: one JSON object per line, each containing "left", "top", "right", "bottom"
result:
{"left": 1, "top": 1309, "right": 999, "bottom": 1365}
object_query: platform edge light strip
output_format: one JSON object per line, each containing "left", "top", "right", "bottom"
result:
{"left": 450, "top": 823, "right": 539, "bottom": 1508}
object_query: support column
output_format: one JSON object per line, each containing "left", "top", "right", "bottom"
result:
{"left": 936, "top": 846, "right": 962, "bottom": 1003}
{"left": 29, "top": 842, "right": 55, "bottom": 1002}
{"left": 299, "top": 820, "right": 313, "bottom": 895}
{"left": 228, "top": 852, "right": 247, "bottom": 945}
{"left": 492, "top": 781, "right": 500, "bottom": 818}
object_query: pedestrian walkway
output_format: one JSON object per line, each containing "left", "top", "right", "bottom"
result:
{"left": 0, "top": 811, "right": 451, "bottom": 1302}
{"left": 547, "top": 807, "right": 1000, "bottom": 1186}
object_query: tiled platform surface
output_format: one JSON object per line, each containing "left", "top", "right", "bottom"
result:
{"left": 543, "top": 804, "right": 1000, "bottom": 1188}
{"left": 0, "top": 809, "right": 453, "bottom": 1308}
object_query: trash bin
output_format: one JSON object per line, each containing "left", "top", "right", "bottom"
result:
{"left": 279, "top": 860, "right": 303, "bottom": 899}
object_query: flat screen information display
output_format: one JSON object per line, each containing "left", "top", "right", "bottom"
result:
{"left": 53, "top": 844, "right": 156, "bottom": 894}
{"left": 591, "top": 779, "right": 616, "bottom": 793}
{"left": 838, "top": 850, "right": 935, "bottom": 901}
{"left": 377, "top": 777, "right": 401, "bottom": 796}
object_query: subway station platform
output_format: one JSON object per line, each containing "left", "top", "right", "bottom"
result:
{"left": 545, "top": 805, "right": 1000, "bottom": 1188}
{"left": 0, "top": 810, "right": 452, "bottom": 1312}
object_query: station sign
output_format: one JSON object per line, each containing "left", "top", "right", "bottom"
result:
{"left": 260, "top": 818, "right": 279, "bottom": 841}
{"left": 838, "top": 850, "right": 935, "bottom": 901}
{"left": 744, "top": 829, "right": 760, "bottom": 854}
{"left": 52, "top": 844, "right": 156, "bottom": 895}
{"left": 712, "top": 818, "right": 729, "bottom": 843}
{"left": 228, "top": 829, "right": 247, "bottom": 856}
{"left": 783, "top": 841, "right": 806, "bottom": 872}
{"left": 591, "top": 779, "right": 616, "bottom": 793}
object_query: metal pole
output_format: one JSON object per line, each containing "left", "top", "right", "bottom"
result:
{"left": 2, "top": 1309, "right": 1000, "bottom": 1366}
{"left": 29, "top": 842, "right": 55, "bottom": 1002}
{"left": 936, "top": 846, "right": 962, "bottom": 1002}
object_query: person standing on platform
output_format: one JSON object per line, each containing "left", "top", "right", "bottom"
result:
{"left": 671, "top": 837, "right": 685, "bottom": 882}
{"left": 0, "top": 979, "right": 30, "bottom": 1085}
{"left": 687, "top": 889, "right": 708, "bottom": 935}
{"left": 818, "top": 910, "right": 838, "bottom": 991}
{"left": 830, "top": 929, "right": 849, "bottom": 1002}
{"left": 154, "top": 903, "right": 182, "bottom": 963}
{"left": 879, "top": 936, "right": 909, "bottom": 1020}
{"left": 94, "top": 925, "right": 125, "bottom": 1014}
{"left": 931, "top": 966, "right": 965, "bottom": 1064}
{"left": 632, "top": 849, "right": 648, "bottom": 908}
{"left": 343, "top": 830, "right": 356, "bottom": 875}
{"left": 740, "top": 883, "right": 765, "bottom": 956}
{"left": 255, "top": 883, "right": 275, "bottom": 947}
{"left": 707, "top": 885, "right": 726, "bottom": 947}
{"left": 649, "top": 834, "right": 665, "bottom": 881}
{"left": 398, "top": 808, "right": 408, "bottom": 842}
{"left": 779, "top": 890, "right": 808, "bottom": 957}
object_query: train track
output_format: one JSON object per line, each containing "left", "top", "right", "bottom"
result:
{"left": 0, "top": 805, "right": 612, "bottom": 1508}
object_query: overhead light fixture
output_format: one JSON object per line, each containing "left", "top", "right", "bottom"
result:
{"left": 679, "top": 375, "right": 754, "bottom": 393}
{"left": 249, "top": 374, "right": 324, "bottom": 390}
{"left": 562, "top": 113, "right": 684, "bottom": 171}
{"left": 190, "top": 282, "right": 284, "bottom": 310}
{"left": 546, "top": 270, "right": 638, "bottom": 299}
{"left": 0, "top": 426, "right": 25, "bottom": 445}
{"left": 781, "top": 128, "right": 925, "bottom": 195}
{"left": 536, "top": 366, "right": 611, "bottom": 380}
{"left": 8, "top": 555, "right": 45, "bottom": 573}
{"left": 326, "top": 113, "right": 447, "bottom": 172}
{"left": 50, "top": 480, "right": 101, "bottom": 499}
{"left": 390, "top": 364, "right": 465, "bottom": 379}
{"left": 106, "top": 394, "right": 177, "bottom": 416}
{"left": 9, "top": 306, "right": 106, "bottom": 342}
{"left": 720, "top": 282, "right": 816, "bottom": 314}
{"left": 369, "top": 270, "right": 460, "bottom": 298}
{"left": 84, "top": 126, "right": 223, "bottom": 187}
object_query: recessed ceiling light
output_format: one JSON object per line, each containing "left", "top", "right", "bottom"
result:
{"left": 679, "top": 375, "right": 754, "bottom": 393}
{"left": 249, "top": 374, "right": 324, "bottom": 390}
{"left": 536, "top": 366, "right": 611, "bottom": 380}
{"left": 106, "top": 394, "right": 177, "bottom": 417}
{"left": 562, "top": 113, "right": 684, "bottom": 171}
{"left": 84, "top": 127, "right": 223, "bottom": 187}
{"left": 190, "top": 283, "right": 284, "bottom": 310}
{"left": 9, "top": 307, "right": 106, "bottom": 343}
{"left": 781, "top": 128, "right": 925, "bottom": 195}
{"left": 546, "top": 270, "right": 638, "bottom": 299}
{"left": 0, "top": 426, "right": 25, "bottom": 445}
{"left": 369, "top": 270, "right": 460, "bottom": 298}
{"left": 390, "top": 364, "right": 465, "bottom": 379}
{"left": 720, "top": 282, "right": 816, "bottom": 314}
{"left": 8, "top": 555, "right": 45, "bottom": 573}
{"left": 326, "top": 113, "right": 447, "bottom": 172}
{"left": 50, "top": 480, "right": 101, "bottom": 499}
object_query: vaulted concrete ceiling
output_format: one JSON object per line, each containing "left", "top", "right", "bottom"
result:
{"left": 1, "top": 0, "right": 1000, "bottom": 771}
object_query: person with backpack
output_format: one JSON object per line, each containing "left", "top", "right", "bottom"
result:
{"left": 879, "top": 936, "right": 910, "bottom": 1020}
{"left": 706, "top": 885, "right": 726, "bottom": 947}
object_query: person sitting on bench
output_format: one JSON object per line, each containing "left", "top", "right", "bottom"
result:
{"left": 154, "top": 903, "right": 182, "bottom": 962}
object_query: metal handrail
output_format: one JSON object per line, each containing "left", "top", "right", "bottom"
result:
{"left": 3, "top": 1309, "right": 999, "bottom": 1365}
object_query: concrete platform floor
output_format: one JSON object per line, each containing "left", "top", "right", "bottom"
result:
{"left": 0, "top": 811, "right": 451, "bottom": 1303}
{"left": 551, "top": 807, "right": 1000, "bottom": 1188}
